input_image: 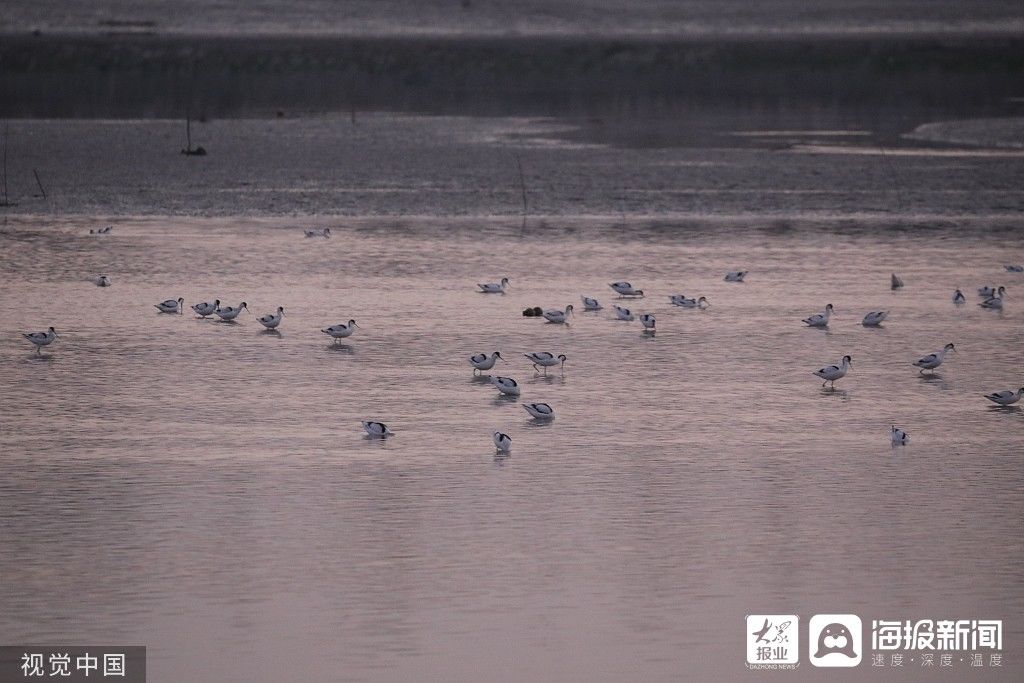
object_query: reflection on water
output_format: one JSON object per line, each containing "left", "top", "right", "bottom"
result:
{"left": 0, "top": 216, "right": 1021, "bottom": 680}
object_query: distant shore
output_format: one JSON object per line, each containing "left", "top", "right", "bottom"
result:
{"left": 2, "top": 32, "right": 1022, "bottom": 118}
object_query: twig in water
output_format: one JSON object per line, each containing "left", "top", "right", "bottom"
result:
{"left": 0, "top": 122, "right": 12, "bottom": 207}
{"left": 33, "top": 169, "right": 47, "bottom": 199}
{"left": 514, "top": 153, "right": 528, "bottom": 228}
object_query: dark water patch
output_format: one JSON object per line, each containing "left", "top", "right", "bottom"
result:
{"left": 2, "top": 33, "right": 1023, "bottom": 123}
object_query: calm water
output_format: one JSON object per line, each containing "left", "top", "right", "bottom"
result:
{"left": 1, "top": 212, "right": 1022, "bottom": 680}
{"left": 6, "top": 0, "right": 1024, "bottom": 37}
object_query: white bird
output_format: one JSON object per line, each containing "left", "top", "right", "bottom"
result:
{"left": 862, "top": 311, "right": 889, "bottom": 327}
{"left": 581, "top": 295, "right": 602, "bottom": 310}
{"left": 978, "top": 285, "right": 997, "bottom": 297}
{"left": 525, "top": 352, "right": 566, "bottom": 374}
{"left": 362, "top": 421, "right": 393, "bottom": 437}
{"left": 724, "top": 271, "right": 747, "bottom": 282}
{"left": 609, "top": 281, "right": 644, "bottom": 296}
{"left": 215, "top": 302, "right": 248, "bottom": 321}
{"left": 913, "top": 343, "right": 955, "bottom": 372}
{"left": 670, "top": 295, "right": 709, "bottom": 308}
{"left": 984, "top": 388, "right": 1024, "bottom": 406}
{"left": 478, "top": 277, "right": 510, "bottom": 293}
{"left": 493, "top": 431, "right": 512, "bottom": 453}
{"left": 639, "top": 313, "right": 656, "bottom": 331}
{"left": 812, "top": 355, "right": 852, "bottom": 388}
{"left": 891, "top": 273, "right": 904, "bottom": 289}
{"left": 155, "top": 297, "right": 184, "bottom": 314}
{"left": 92, "top": 275, "right": 111, "bottom": 287}
{"left": 322, "top": 320, "right": 359, "bottom": 340}
{"left": 192, "top": 299, "right": 220, "bottom": 317}
{"left": 491, "top": 376, "right": 521, "bottom": 396}
{"left": 304, "top": 228, "right": 331, "bottom": 238}
{"left": 1005, "top": 265, "right": 1024, "bottom": 273}
{"left": 469, "top": 351, "right": 503, "bottom": 374}
{"left": 23, "top": 327, "right": 58, "bottom": 353}
{"left": 542, "top": 305, "right": 573, "bottom": 324}
{"left": 891, "top": 425, "right": 910, "bottom": 445}
{"left": 522, "top": 402, "right": 554, "bottom": 419}
{"left": 257, "top": 306, "right": 285, "bottom": 329}
{"left": 802, "top": 303, "right": 834, "bottom": 328}
{"left": 613, "top": 305, "right": 634, "bottom": 321}
{"left": 979, "top": 287, "right": 1005, "bottom": 309}
{"left": 952, "top": 289, "right": 966, "bottom": 304}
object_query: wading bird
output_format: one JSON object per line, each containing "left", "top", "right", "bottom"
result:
{"left": 913, "top": 343, "right": 955, "bottom": 373}
{"left": 813, "top": 355, "right": 852, "bottom": 388}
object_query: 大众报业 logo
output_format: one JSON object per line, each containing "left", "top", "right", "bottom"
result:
{"left": 808, "top": 614, "right": 862, "bottom": 667}
{"left": 746, "top": 614, "right": 799, "bottom": 666}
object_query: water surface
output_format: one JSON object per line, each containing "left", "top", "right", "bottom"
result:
{"left": 1, "top": 214, "right": 1022, "bottom": 681}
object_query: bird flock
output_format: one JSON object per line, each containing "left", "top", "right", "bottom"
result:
{"left": 19, "top": 231, "right": 1024, "bottom": 452}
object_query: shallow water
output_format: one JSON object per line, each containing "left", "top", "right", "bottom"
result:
{"left": 1, "top": 213, "right": 1022, "bottom": 680}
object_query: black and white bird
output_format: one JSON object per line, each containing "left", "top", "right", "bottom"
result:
{"left": 362, "top": 421, "right": 393, "bottom": 437}
{"left": 1005, "top": 265, "right": 1024, "bottom": 273}
{"left": 322, "top": 320, "right": 359, "bottom": 340}
{"left": 979, "top": 287, "right": 1005, "bottom": 309}
{"left": 724, "top": 271, "right": 747, "bottom": 282}
{"left": 803, "top": 303, "right": 834, "bottom": 328}
{"left": 984, "top": 388, "right": 1024, "bottom": 406}
{"left": 978, "top": 285, "right": 997, "bottom": 298}
{"left": 89, "top": 226, "right": 113, "bottom": 235}
{"left": 493, "top": 431, "right": 512, "bottom": 454}
{"left": 304, "top": 228, "right": 330, "bottom": 238}
{"left": 891, "top": 425, "right": 910, "bottom": 445}
{"left": 862, "top": 311, "right": 888, "bottom": 327}
{"left": 257, "top": 306, "right": 285, "bottom": 329}
{"left": 23, "top": 327, "right": 58, "bottom": 353}
{"left": 491, "top": 376, "right": 521, "bottom": 396}
{"left": 913, "top": 343, "right": 955, "bottom": 373}
{"left": 639, "top": 313, "right": 656, "bottom": 331}
{"left": 192, "top": 299, "right": 220, "bottom": 317}
{"left": 542, "top": 305, "right": 573, "bottom": 324}
{"left": 891, "top": 273, "right": 904, "bottom": 289}
{"left": 478, "top": 277, "right": 510, "bottom": 293}
{"left": 813, "top": 355, "right": 852, "bottom": 387}
{"left": 215, "top": 302, "right": 248, "bottom": 321}
{"left": 670, "top": 295, "right": 709, "bottom": 309}
{"left": 609, "top": 281, "right": 643, "bottom": 296}
{"left": 581, "top": 295, "right": 602, "bottom": 311}
{"left": 155, "top": 297, "right": 184, "bottom": 314}
{"left": 524, "top": 352, "right": 566, "bottom": 374}
{"left": 952, "top": 289, "right": 966, "bottom": 304}
{"left": 469, "top": 351, "right": 503, "bottom": 374}
{"left": 92, "top": 275, "right": 111, "bottom": 287}
{"left": 613, "top": 304, "right": 634, "bottom": 321}
{"left": 522, "top": 402, "right": 554, "bottom": 419}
